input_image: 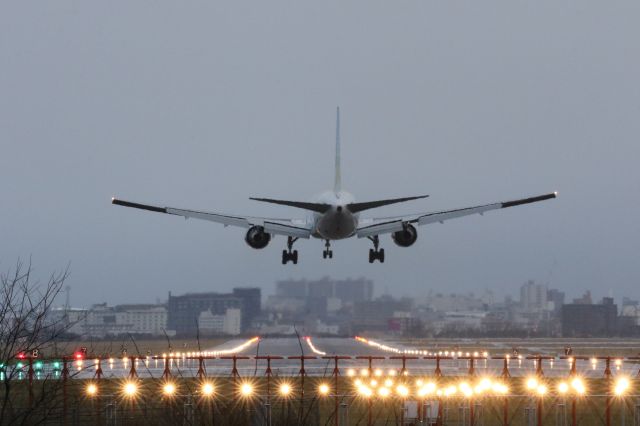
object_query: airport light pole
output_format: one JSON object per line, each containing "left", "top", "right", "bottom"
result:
{"left": 323, "top": 355, "right": 351, "bottom": 426}
{"left": 492, "top": 356, "right": 512, "bottom": 426}
{"left": 561, "top": 356, "right": 588, "bottom": 426}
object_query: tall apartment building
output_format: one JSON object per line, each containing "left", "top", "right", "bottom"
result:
{"left": 168, "top": 288, "right": 261, "bottom": 335}
{"left": 520, "top": 280, "right": 548, "bottom": 312}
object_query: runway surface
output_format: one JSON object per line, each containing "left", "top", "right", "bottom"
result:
{"left": 8, "top": 336, "right": 639, "bottom": 380}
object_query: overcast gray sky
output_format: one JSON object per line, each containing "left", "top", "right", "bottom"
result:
{"left": 1, "top": 1, "right": 639, "bottom": 307}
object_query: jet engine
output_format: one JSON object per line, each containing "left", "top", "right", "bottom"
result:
{"left": 391, "top": 224, "right": 418, "bottom": 247}
{"left": 245, "top": 226, "right": 271, "bottom": 249}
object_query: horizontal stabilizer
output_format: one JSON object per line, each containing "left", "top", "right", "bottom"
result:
{"left": 250, "top": 197, "right": 331, "bottom": 213}
{"left": 347, "top": 195, "right": 429, "bottom": 213}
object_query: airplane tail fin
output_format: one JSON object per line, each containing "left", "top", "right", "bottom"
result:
{"left": 334, "top": 106, "right": 341, "bottom": 194}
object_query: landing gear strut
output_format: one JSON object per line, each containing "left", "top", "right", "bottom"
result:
{"left": 322, "top": 240, "right": 333, "bottom": 259}
{"left": 282, "top": 237, "right": 298, "bottom": 265}
{"left": 368, "top": 235, "right": 385, "bottom": 263}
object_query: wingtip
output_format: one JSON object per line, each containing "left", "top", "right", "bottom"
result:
{"left": 553, "top": 191, "right": 559, "bottom": 197}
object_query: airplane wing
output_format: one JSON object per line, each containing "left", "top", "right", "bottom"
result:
{"left": 112, "top": 198, "right": 311, "bottom": 239}
{"left": 356, "top": 192, "right": 557, "bottom": 238}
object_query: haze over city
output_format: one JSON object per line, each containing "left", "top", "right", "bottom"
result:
{"left": 1, "top": 1, "right": 639, "bottom": 307}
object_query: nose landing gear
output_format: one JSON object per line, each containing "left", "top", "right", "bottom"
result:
{"left": 367, "top": 235, "right": 385, "bottom": 263}
{"left": 282, "top": 236, "right": 298, "bottom": 265}
{"left": 322, "top": 240, "right": 333, "bottom": 259}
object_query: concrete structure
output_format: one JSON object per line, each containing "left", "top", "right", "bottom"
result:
{"left": 167, "top": 287, "right": 260, "bottom": 335}
{"left": 561, "top": 297, "right": 618, "bottom": 337}
{"left": 198, "top": 308, "right": 242, "bottom": 335}
{"left": 82, "top": 303, "right": 168, "bottom": 337}
{"left": 520, "top": 280, "right": 548, "bottom": 312}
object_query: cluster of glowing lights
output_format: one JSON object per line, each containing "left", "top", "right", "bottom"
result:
{"left": 159, "top": 337, "right": 260, "bottom": 359}
{"left": 304, "top": 337, "right": 326, "bottom": 356}
{"left": 75, "top": 375, "right": 637, "bottom": 399}
{"left": 555, "top": 377, "right": 587, "bottom": 396}
{"left": 351, "top": 377, "right": 509, "bottom": 399}
{"left": 353, "top": 336, "right": 489, "bottom": 358}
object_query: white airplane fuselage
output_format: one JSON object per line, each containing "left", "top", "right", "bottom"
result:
{"left": 310, "top": 190, "right": 358, "bottom": 240}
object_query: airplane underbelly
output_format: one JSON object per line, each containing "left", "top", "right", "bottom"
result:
{"left": 315, "top": 211, "right": 356, "bottom": 240}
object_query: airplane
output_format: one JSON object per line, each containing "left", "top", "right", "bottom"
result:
{"left": 112, "top": 107, "right": 557, "bottom": 265}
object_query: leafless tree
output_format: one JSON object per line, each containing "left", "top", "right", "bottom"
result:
{"left": 0, "top": 259, "right": 71, "bottom": 425}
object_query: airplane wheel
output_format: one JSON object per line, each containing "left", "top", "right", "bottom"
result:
{"left": 323, "top": 251, "right": 327, "bottom": 259}
{"left": 368, "top": 249, "right": 374, "bottom": 263}
{"left": 329, "top": 250, "right": 333, "bottom": 259}
{"left": 293, "top": 250, "right": 298, "bottom": 264}
{"left": 282, "top": 250, "right": 288, "bottom": 265}
{"left": 379, "top": 249, "right": 385, "bottom": 263}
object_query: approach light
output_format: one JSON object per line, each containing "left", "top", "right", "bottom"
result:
{"left": 526, "top": 377, "right": 539, "bottom": 390}
{"left": 163, "top": 382, "right": 176, "bottom": 396}
{"left": 444, "top": 385, "right": 457, "bottom": 397}
{"left": 86, "top": 383, "right": 98, "bottom": 396}
{"left": 318, "top": 383, "right": 330, "bottom": 396}
{"left": 358, "top": 386, "right": 373, "bottom": 398}
{"left": 478, "top": 378, "right": 492, "bottom": 391}
{"left": 378, "top": 387, "right": 390, "bottom": 398}
{"left": 201, "top": 382, "right": 215, "bottom": 397}
{"left": 614, "top": 377, "right": 630, "bottom": 396}
{"left": 558, "top": 382, "right": 569, "bottom": 394}
{"left": 374, "top": 368, "right": 383, "bottom": 377}
{"left": 536, "top": 385, "right": 547, "bottom": 396}
{"left": 571, "top": 378, "right": 586, "bottom": 395}
{"left": 384, "top": 379, "right": 394, "bottom": 388}
{"left": 369, "top": 379, "right": 378, "bottom": 388}
{"left": 493, "top": 383, "right": 509, "bottom": 395}
{"left": 240, "top": 383, "right": 254, "bottom": 397}
{"left": 279, "top": 383, "right": 292, "bottom": 397}
{"left": 360, "top": 369, "right": 369, "bottom": 377}
{"left": 418, "top": 382, "right": 437, "bottom": 397}
{"left": 346, "top": 369, "right": 356, "bottom": 377}
{"left": 123, "top": 381, "right": 138, "bottom": 397}
{"left": 396, "top": 384, "right": 409, "bottom": 398}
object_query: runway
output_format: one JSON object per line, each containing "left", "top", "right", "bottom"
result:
{"left": 10, "top": 336, "right": 637, "bottom": 381}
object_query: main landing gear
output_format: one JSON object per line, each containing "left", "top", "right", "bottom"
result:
{"left": 368, "top": 235, "right": 385, "bottom": 263}
{"left": 282, "top": 236, "right": 298, "bottom": 265}
{"left": 322, "top": 240, "right": 333, "bottom": 259}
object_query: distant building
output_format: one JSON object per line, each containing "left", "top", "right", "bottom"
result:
{"left": 47, "top": 307, "right": 88, "bottom": 336}
{"left": 82, "top": 303, "right": 168, "bottom": 337}
{"left": 198, "top": 308, "right": 242, "bottom": 335}
{"left": 168, "top": 292, "right": 242, "bottom": 335}
{"left": 352, "top": 296, "right": 412, "bottom": 332}
{"left": 520, "top": 280, "right": 547, "bottom": 312}
{"left": 274, "top": 277, "right": 373, "bottom": 305}
{"left": 561, "top": 297, "right": 617, "bottom": 337}
{"left": 546, "top": 289, "right": 565, "bottom": 314}
{"left": 167, "top": 287, "right": 260, "bottom": 335}
{"left": 232, "top": 287, "right": 262, "bottom": 330}
{"left": 572, "top": 291, "right": 593, "bottom": 305}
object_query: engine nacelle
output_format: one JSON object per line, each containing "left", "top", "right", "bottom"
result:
{"left": 245, "top": 226, "right": 271, "bottom": 249}
{"left": 391, "top": 224, "right": 418, "bottom": 247}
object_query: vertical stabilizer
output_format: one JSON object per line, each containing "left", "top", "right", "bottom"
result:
{"left": 334, "top": 107, "right": 342, "bottom": 194}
